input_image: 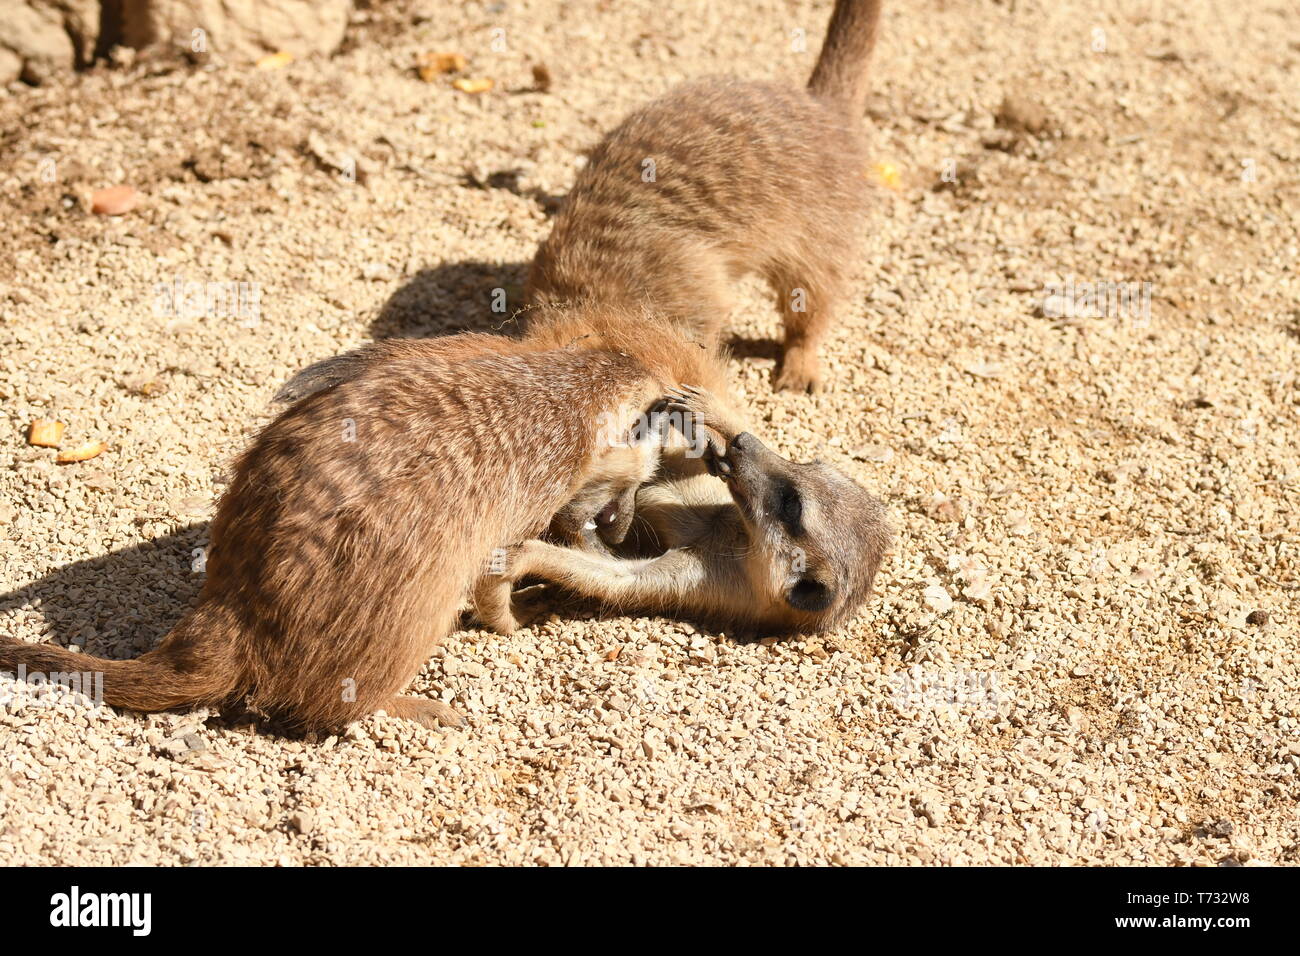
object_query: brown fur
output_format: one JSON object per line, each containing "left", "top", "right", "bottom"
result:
{"left": 518, "top": 300, "right": 742, "bottom": 545}
{"left": 526, "top": 0, "right": 883, "bottom": 392}
{"left": 0, "top": 320, "right": 729, "bottom": 732}
{"left": 475, "top": 385, "right": 892, "bottom": 635}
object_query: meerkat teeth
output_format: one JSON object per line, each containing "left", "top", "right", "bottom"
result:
{"left": 583, "top": 519, "right": 599, "bottom": 531}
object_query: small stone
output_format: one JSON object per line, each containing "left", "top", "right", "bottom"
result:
{"left": 27, "top": 420, "right": 65, "bottom": 448}
{"left": 90, "top": 185, "right": 140, "bottom": 216}
{"left": 924, "top": 584, "right": 954, "bottom": 614}
{"left": 417, "top": 51, "right": 467, "bottom": 81}
{"left": 996, "top": 94, "right": 1052, "bottom": 135}
{"left": 256, "top": 51, "right": 294, "bottom": 71}
{"left": 452, "top": 77, "right": 494, "bottom": 95}
{"left": 531, "top": 62, "right": 553, "bottom": 92}
{"left": 56, "top": 441, "right": 108, "bottom": 464}
{"left": 963, "top": 360, "right": 1005, "bottom": 379}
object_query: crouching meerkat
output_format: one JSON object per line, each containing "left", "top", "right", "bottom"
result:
{"left": 474, "top": 385, "right": 892, "bottom": 635}
{"left": 526, "top": 0, "right": 884, "bottom": 392}
{"left": 0, "top": 322, "right": 727, "bottom": 732}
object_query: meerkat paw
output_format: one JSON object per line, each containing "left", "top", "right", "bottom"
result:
{"left": 659, "top": 384, "right": 729, "bottom": 465}
{"left": 660, "top": 383, "right": 717, "bottom": 420}
{"left": 473, "top": 578, "right": 522, "bottom": 634}
{"left": 473, "top": 543, "right": 554, "bottom": 634}
{"left": 387, "top": 695, "right": 464, "bottom": 729}
{"left": 774, "top": 347, "right": 824, "bottom": 393}
{"left": 474, "top": 545, "right": 525, "bottom": 634}
{"left": 508, "top": 584, "right": 554, "bottom": 629}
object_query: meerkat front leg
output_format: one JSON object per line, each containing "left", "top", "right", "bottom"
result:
{"left": 660, "top": 384, "right": 747, "bottom": 459}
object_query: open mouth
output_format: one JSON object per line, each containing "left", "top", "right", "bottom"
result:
{"left": 595, "top": 499, "right": 620, "bottom": 528}
{"left": 583, "top": 498, "right": 622, "bottom": 533}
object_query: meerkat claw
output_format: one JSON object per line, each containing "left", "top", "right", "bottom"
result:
{"left": 708, "top": 449, "right": 733, "bottom": 478}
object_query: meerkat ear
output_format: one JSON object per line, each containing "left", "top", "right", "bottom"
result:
{"left": 787, "top": 577, "right": 834, "bottom": 612}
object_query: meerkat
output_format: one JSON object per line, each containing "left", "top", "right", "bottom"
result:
{"left": 277, "top": 303, "right": 738, "bottom": 549}
{"left": 526, "top": 0, "right": 883, "bottom": 393}
{"left": 0, "top": 321, "right": 728, "bottom": 732}
{"left": 474, "top": 385, "right": 891, "bottom": 635}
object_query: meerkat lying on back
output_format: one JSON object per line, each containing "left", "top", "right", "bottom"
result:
{"left": 1, "top": 321, "right": 727, "bottom": 732}
{"left": 527, "top": 0, "right": 883, "bottom": 392}
{"left": 475, "top": 386, "right": 891, "bottom": 635}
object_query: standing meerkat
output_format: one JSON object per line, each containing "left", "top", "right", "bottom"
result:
{"left": 0, "top": 322, "right": 727, "bottom": 732}
{"left": 527, "top": 0, "right": 883, "bottom": 393}
{"left": 475, "top": 385, "right": 892, "bottom": 635}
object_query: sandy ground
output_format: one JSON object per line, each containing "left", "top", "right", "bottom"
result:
{"left": 1, "top": 0, "right": 1298, "bottom": 866}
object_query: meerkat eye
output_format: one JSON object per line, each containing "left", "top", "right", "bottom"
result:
{"left": 787, "top": 577, "right": 833, "bottom": 612}
{"left": 774, "top": 483, "right": 802, "bottom": 528}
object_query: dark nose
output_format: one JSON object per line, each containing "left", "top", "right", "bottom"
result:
{"left": 730, "top": 432, "right": 753, "bottom": 453}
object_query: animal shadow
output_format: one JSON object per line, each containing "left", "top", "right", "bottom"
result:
{"left": 725, "top": 335, "right": 781, "bottom": 362}
{"left": 0, "top": 523, "right": 208, "bottom": 660}
{"left": 369, "top": 259, "right": 533, "bottom": 340}
{"left": 0, "top": 523, "right": 341, "bottom": 736}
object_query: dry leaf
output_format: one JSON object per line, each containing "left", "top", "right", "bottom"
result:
{"left": 123, "top": 374, "right": 165, "bottom": 397}
{"left": 27, "top": 420, "right": 66, "bottom": 447}
{"left": 256, "top": 51, "right": 294, "bottom": 71}
{"left": 417, "top": 51, "right": 467, "bottom": 81}
{"left": 82, "top": 470, "right": 114, "bottom": 491}
{"left": 1006, "top": 512, "right": 1033, "bottom": 536}
{"left": 962, "top": 576, "right": 992, "bottom": 601}
{"left": 56, "top": 441, "right": 108, "bottom": 464}
{"left": 871, "top": 161, "right": 903, "bottom": 190}
{"left": 925, "top": 491, "right": 963, "bottom": 522}
{"left": 175, "top": 496, "right": 211, "bottom": 517}
{"left": 604, "top": 645, "right": 623, "bottom": 662}
{"left": 851, "top": 443, "right": 893, "bottom": 463}
{"left": 452, "top": 77, "right": 494, "bottom": 95}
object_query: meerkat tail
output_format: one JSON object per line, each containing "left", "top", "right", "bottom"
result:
{"left": 0, "top": 609, "right": 242, "bottom": 712}
{"left": 807, "top": 0, "right": 883, "bottom": 114}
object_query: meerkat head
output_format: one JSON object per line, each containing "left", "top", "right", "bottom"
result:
{"left": 712, "top": 431, "right": 891, "bottom": 631}
{"left": 549, "top": 410, "right": 666, "bottom": 552}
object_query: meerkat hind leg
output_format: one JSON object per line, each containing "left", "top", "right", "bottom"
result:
{"left": 505, "top": 539, "right": 727, "bottom": 621}
{"left": 386, "top": 695, "right": 464, "bottom": 729}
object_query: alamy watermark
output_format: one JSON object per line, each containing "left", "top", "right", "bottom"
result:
{"left": 1, "top": 665, "right": 104, "bottom": 710}
{"left": 595, "top": 405, "right": 710, "bottom": 458}
{"left": 152, "top": 276, "right": 262, "bottom": 327}
{"left": 889, "top": 666, "right": 1002, "bottom": 719}
{"left": 1041, "top": 279, "right": 1153, "bottom": 327}
{"left": 49, "top": 886, "right": 151, "bottom": 936}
